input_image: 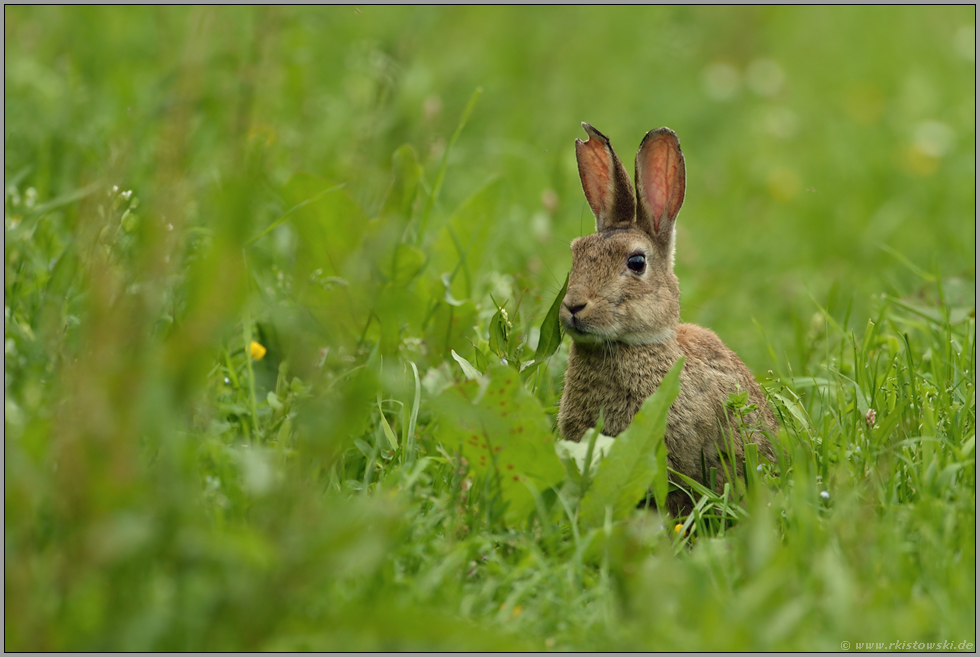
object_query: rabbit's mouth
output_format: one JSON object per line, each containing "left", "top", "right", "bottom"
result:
{"left": 565, "top": 321, "right": 675, "bottom": 346}
{"left": 562, "top": 316, "right": 616, "bottom": 344}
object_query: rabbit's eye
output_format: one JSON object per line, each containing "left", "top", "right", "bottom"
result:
{"left": 627, "top": 254, "right": 646, "bottom": 273}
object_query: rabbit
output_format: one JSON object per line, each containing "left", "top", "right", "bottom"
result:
{"left": 557, "top": 123, "right": 778, "bottom": 513}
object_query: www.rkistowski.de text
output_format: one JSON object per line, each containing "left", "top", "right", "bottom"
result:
{"left": 841, "top": 640, "right": 974, "bottom": 651}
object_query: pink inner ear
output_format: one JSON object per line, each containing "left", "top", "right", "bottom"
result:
{"left": 577, "top": 139, "right": 613, "bottom": 215}
{"left": 641, "top": 139, "right": 678, "bottom": 233}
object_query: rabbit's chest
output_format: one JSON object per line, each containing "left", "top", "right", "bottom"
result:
{"left": 560, "top": 342, "right": 678, "bottom": 439}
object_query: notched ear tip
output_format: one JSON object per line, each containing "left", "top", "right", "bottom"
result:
{"left": 581, "top": 122, "right": 609, "bottom": 144}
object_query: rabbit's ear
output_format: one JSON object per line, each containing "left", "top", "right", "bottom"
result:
{"left": 635, "top": 127, "right": 686, "bottom": 251}
{"left": 575, "top": 123, "right": 636, "bottom": 231}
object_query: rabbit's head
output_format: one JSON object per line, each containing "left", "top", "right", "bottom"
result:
{"left": 560, "top": 123, "right": 686, "bottom": 346}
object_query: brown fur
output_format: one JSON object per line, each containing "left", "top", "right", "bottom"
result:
{"left": 557, "top": 124, "right": 778, "bottom": 513}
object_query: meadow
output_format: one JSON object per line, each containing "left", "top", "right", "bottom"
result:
{"left": 4, "top": 6, "right": 976, "bottom": 650}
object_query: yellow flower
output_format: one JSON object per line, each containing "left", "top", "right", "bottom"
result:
{"left": 250, "top": 341, "right": 267, "bottom": 360}
{"left": 674, "top": 523, "right": 684, "bottom": 534}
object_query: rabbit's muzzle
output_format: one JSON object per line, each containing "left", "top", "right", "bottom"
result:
{"left": 560, "top": 288, "right": 605, "bottom": 343}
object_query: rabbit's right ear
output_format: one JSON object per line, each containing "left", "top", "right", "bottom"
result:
{"left": 576, "top": 123, "right": 636, "bottom": 232}
{"left": 635, "top": 127, "right": 686, "bottom": 254}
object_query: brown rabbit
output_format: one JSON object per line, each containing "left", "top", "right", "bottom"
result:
{"left": 557, "top": 123, "right": 778, "bottom": 512}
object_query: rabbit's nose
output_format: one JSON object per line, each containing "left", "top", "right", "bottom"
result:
{"left": 563, "top": 299, "right": 588, "bottom": 316}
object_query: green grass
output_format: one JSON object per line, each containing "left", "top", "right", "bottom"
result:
{"left": 4, "top": 6, "right": 976, "bottom": 651}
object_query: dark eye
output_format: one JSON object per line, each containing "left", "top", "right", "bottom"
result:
{"left": 627, "top": 253, "right": 646, "bottom": 273}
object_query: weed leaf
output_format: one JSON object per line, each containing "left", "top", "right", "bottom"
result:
{"left": 434, "top": 364, "right": 564, "bottom": 525}
{"left": 534, "top": 273, "right": 568, "bottom": 364}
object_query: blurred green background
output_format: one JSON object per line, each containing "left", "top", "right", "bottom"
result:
{"left": 4, "top": 6, "right": 976, "bottom": 651}
{"left": 6, "top": 6, "right": 975, "bottom": 366}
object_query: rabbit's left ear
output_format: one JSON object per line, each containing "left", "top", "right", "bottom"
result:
{"left": 635, "top": 127, "right": 686, "bottom": 252}
{"left": 576, "top": 123, "right": 636, "bottom": 232}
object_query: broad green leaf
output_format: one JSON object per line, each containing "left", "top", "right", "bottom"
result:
{"left": 451, "top": 349, "right": 482, "bottom": 380}
{"left": 578, "top": 358, "right": 683, "bottom": 529}
{"left": 534, "top": 273, "right": 568, "bottom": 364}
{"left": 473, "top": 345, "right": 491, "bottom": 372}
{"left": 771, "top": 392, "right": 811, "bottom": 432}
{"left": 433, "top": 364, "right": 565, "bottom": 525}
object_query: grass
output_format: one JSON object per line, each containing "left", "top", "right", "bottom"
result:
{"left": 4, "top": 6, "right": 976, "bottom": 651}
